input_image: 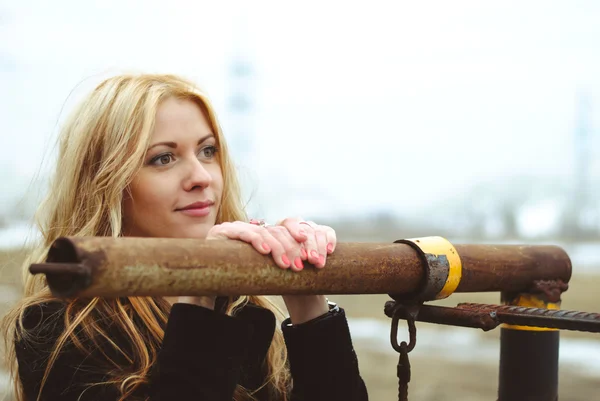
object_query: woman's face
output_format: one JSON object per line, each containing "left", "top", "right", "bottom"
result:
{"left": 122, "top": 97, "right": 223, "bottom": 239}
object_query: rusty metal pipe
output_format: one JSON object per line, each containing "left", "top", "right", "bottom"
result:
{"left": 453, "top": 244, "right": 571, "bottom": 293}
{"left": 29, "top": 237, "right": 571, "bottom": 298}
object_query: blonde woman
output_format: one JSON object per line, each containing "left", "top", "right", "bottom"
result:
{"left": 2, "top": 74, "right": 368, "bottom": 401}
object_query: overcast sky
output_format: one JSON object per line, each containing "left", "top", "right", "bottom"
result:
{"left": 1, "top": 0, "right": 599, "bottom": 222}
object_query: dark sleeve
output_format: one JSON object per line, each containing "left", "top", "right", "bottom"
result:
{"left": 151, "top": 303, "right": 252, "bottom": 400}
{"left": 282, "top": 308, "right": 369, "bottom": 401}
{"left": 15, "top": 302, "right": 253, "bottom": 401}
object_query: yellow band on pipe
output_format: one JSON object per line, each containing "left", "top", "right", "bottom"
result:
{"left": 406, "top": 236, "right": 463, "bottom": 299}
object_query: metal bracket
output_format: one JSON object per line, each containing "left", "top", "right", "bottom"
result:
{"left": 392, "top": 237, "right": 462, "bottom": 302}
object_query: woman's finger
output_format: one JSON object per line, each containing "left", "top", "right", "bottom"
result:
{"left": 239, "top": 224, "right": 291, "bottom": 269}
{"left": 210, "top": 222, "right": 291, "bottom": 269}
{"left": 213, "top": 222, "right": 269, "bottom": 253}
{"left": 325, "top": 226, "right": 337, "bottom": 254}
{"left": 278, "top": 217, "right": 309, "bottom": 243}
{"left": 267, "top": 226, "right": 305, "bottom": 272}
{"left": 236, "top": 227, "right": 271, "bottom": 254}
{"left": 297, "top": 221, "right": 320, "bottom": 267}
{"left": 260, "top": 228, "right": 292, "bottom": 269}
{"left": 313, "top": 226, "right": 328, "bottom": 268}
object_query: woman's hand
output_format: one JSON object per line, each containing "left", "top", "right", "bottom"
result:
{"left": 177, "top": 219, "right": 337, "bottom": 322}
{"left": 275, "top": 217, "right": 337, "bottom": 268}
{"left": 207, "top": 221, "right": 305, "bottom": 270}
{"left": 274, "top": 217, "right": 337, "bottom": 324}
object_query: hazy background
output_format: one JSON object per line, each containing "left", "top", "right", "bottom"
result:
{"left": 1, "top": 1, "right": 599, "bottom": 400}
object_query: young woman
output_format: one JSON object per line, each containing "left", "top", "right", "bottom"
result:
{"left": 2, "top": 74, "right": 368, "bottom": 401}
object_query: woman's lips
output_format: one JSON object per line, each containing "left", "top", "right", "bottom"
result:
{"left": 176, "top": 200, "right": 214, "bottom": 217}
{"left": 177, "top": 205, "right": 212, "bottom": 217}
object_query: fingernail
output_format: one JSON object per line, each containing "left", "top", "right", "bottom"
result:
{"left": 262, "top": 242, "right": 271, "bottom": 252}
{"left": 301, "top": 248, "right": 307, "bottom": 259}
{"left": 318, "top": 254, "right": 325, "bottom": 267}
{"left": 294, "top": 257, "right": 304, "bottom": 270}
{"left": 327, "top": 243, "right": 334, "bottom": 253}
{"left": 311, "top": 250, "right": 318, "bottom": 259}
{"left": 282, "top": 254, "right": 290, "bottom": 267}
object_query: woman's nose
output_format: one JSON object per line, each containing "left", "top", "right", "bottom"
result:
{"left": 183, "top": 158, "right": 212, "bottom": 191}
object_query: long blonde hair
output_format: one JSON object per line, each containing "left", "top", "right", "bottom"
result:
{"left": 2, "top": 74, "right": 290, "bottom": 401}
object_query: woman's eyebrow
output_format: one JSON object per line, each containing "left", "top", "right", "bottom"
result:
{"left": 147, "top": 133, "right": 215, "bottom": 151}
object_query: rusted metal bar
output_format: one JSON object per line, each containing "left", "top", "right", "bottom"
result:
{"left": 29, "top": 237, "right": 571, "bottom": 298}
{"left": 463, "top": 303, "right": 600, "bottom": 333}
{"left": 383, "top": 302, "right": 600, "bottom": 333}
{"left": 384, "top": 302, "right": 500, "bottom": 331}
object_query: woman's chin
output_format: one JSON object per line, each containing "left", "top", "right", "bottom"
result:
{"left": 174, "top": 226, "right": 211, "bottom": 240}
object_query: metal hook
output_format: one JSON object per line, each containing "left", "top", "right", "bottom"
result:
{"left": 390, "top": 303, "right": 419, "bottom": 353}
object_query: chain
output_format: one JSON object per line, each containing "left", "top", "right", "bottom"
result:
{"left": 390, "top": 303, "right": 420, "bottom": 401}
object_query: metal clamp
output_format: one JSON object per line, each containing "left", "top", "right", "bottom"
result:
{"left": 392, "top": 236, "right": 462, "bottom": 301}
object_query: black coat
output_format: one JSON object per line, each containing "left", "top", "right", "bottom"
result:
{"left": 15, "top": 300, "right": 368, "bottom": 400}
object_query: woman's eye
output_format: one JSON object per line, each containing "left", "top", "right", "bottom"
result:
{"left": 150, "top": 154, "right": 174, "bottom": 165}
{"left": 198, "top": 145, "right": 218, "bottom": 160}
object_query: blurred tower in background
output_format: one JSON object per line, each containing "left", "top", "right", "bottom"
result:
{"left": 564, "top": 92, "right": 595, "bottom": 238}
{"left": 227, "top": 52, "right": 255, "bottom": 171}
{"left": 224, "top": 7, "right": 262, "bottom": 217}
